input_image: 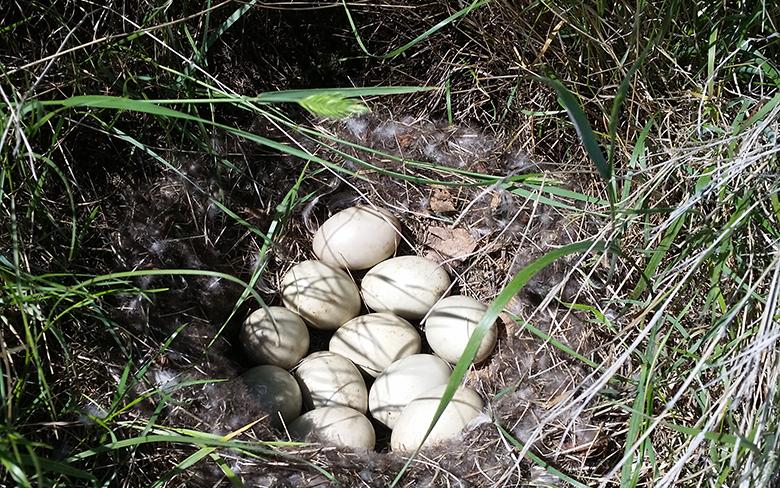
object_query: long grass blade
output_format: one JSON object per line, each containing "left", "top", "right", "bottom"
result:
{"left": 535, "top": 77, "right": 612, "bottom": 188}
{"left": 342, "top": 0, "right": 490, "bottom": 59}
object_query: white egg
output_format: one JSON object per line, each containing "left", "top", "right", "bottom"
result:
{"left": 241, "top": 365, "right": 302, "bottom": 425}
{"left": 289, "top": 406, "right": 375, "bottom": 450}
{"left": 240, "top": 306, "right": 310, "bottom": 369}
{"left": 368, "top": 354, "right": 451, "bottom": 428}
{"left": 390, "top": 384, "right": 483, "bottom": 451}
{"left": 361, "top": 256, "right": 451, "bottom": 320}
{"left": 425, "top": 295, "right": 497, "bottom": 364}
{"left": 280, "top": 260, "right": 361, "bottom": 330}
{"left": 313, "top": 206, "right": 402, "bottom": 270}
{"left": 329, "top": 313, "right": 421, "bottom": 377}
{"left": 294, "top": 351, "right": 368, "bottom": 413}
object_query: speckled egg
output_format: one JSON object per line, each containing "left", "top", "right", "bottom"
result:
{"left": 241, "top": 365, "right": 302, "bottom": 425}
{"left": 368, "top": 354, "right": 451, "bottom": 428}
{"left": 240, "top": 306, "right": 310, "bottom": 369}
{"left": 361, "top": 256, "right": 451, "bottom": 320}
{"left": 312, "top": 206, "right": 402, "bottom": 270}
{"left": 390, "top": 384, "right": 484, "bottom": 451}
{"left": 425, "top": 295, "right": 497, "bottom": 364}
{"left": 329, "top": 313, "right": 421, "bottom": 377}
{"left": 294, "top": 351, "right": 368, "bottom": 413}
{"left": 289, "top": 406, "right": 375, "bottom": 450}
{"left": 280, "top": 260, "right": 361, "bottom": 330}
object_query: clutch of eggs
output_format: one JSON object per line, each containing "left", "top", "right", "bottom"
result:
{"left": 237, "top": 205, "right": 499, "bottom": 452}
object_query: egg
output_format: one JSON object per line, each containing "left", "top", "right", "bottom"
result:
{"left": 289, "top": 406, "right": 375, "bottom": 450}
{"left": 329, "top": 313, "right": 421, "bottom": 377}
{"left": 425, "top": 295, "right": 497, "bottom": 364}
{"left": 312, "top": 206, "right": 402, "bottom": 270}
{"left": 368, "top": 354, "right": 451, "bottom": 428}
{"left": 240, "top": 306, "right": 310, "bottom": 369}
{"left": 241, "top": 365, "right": 302, "bottom": 425}
{"left": 361, "top": 256, "right": 451, "bottom": 320}
{"left": 294, "top": 351, "right": 368, "bottom": 413}
{"left": 280, "top": 260, "right": 361, "bottom": 330}
{"left": 390, "top": 384, "right": 484, "bottom": 451}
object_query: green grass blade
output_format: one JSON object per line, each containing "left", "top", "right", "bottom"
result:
{"left": 67, "top": 434, "right": 279, "bottom": 461}
{"left": 0, "top": 448, "right": 33, "bottom": 488}
{"left": 620, "top": 321, "right": 657, "bottom": 487}
{"left": 536, "top": 77, "right": 611, "bottom": 186}
{"left": 33, "top": 95, "right": 361, "bottom": 181}
{"left": 16, "top": 454, "right": 97, "bottom": 481}
{"left": 209, "top": 452, "right": 246, "bottom": 488}
{"left": 151, "top": 419, "right": 262, "bottom": 487}
{"left": 206, "top": 166, "right": 308, "bottom": 350}
{"left": 67, "top": 269, "right": 264, "bottom": 308}
{"left": 114, "top": 86, "right": 434, "bottom": 105}
{"left": 734, "top": 92, "right": 780, "bottom": 135}
{"left": 631, "top": 213, "right": 686, "bottom": 300}
{"left": 608, "top": 42, "right": 652, "bottom": 171}
{"left": 343, "top": 0, "right": 490, "bottom": 59}
{"left": 660, "top": 421, "right": 759, "bottom": 454}
{"left": 203, "top": 0, "right": 257, "bottom": 55}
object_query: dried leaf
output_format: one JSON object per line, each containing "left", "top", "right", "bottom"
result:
{"left": 425, "top": 226, "right": 477, "bottom": 261}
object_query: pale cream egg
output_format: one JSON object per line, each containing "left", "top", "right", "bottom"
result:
{"left": 425, "top": 295, "right": 497, "bottom": 364}
{"left": 390, "top": 384, "right": 483, "bottom": 451}
{"left": 312, "top": 206, "right": 402, "bottom": 270}
{"left": 280, "top": 260, "right": 361, "bottom": 330}
{"left": 240, "top": 306, "right": 310, "bottom": 369}
{"left": 361, "top": 256, "right": 451, "bottom": 320}
{"left": 368, "top": 354, "right": 451, "bottom": 428}
{"left": 289, "top": 406, "right": 375, "bottom": 450}
{"left": 294, "top": 351, "right": 368, "bottom": 413}
{"left": 329, "top": 313, "right": 421, "bottom": 377}
{"left": 241, "top": 365, "right": 302, "bottom": 425}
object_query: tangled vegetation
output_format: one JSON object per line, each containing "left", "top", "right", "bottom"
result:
{"left": 1, "top": 1, "right": 778, "bottom": 486}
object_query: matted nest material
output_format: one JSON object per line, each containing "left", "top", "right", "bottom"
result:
{"left": 198, "top": 114, "right": 613, "bottom": 485}
{"left": 307, "top": 114, "right": 601, "bottom": 298}
{"left": 64, "top": 112, "right": 614, "bottom": 486}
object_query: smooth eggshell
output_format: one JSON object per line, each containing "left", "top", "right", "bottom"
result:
{"left": 390, "top": 384, "right": 483, "bottom": 451}
{"left": 289, "top": 406, "right": 375, "bottom": 450}
{"left": 425, "top": 295, "right": 497, "bottom": 364}
{"left": 361, "top": 256, "right": 451, "bottom": 320}
{"left": 329, "top": 313, "right": 421, "bottom": 377}
{"left": 313, "top": 206, "right": 402, "bottom": 270}
{"left": 368, "top": 354, "right": 451, "bottom": 428}
{"left": 294, "top": 351, "right": 368, "bottom": 413}
{"left": 280, "top": 260, "right": 361, "bottom": 330}
{"left": 241, "top": 365, "right": 302, "bottom": 425}
{"left": 240, "top": 306, "right": 310, "bottom": 369}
